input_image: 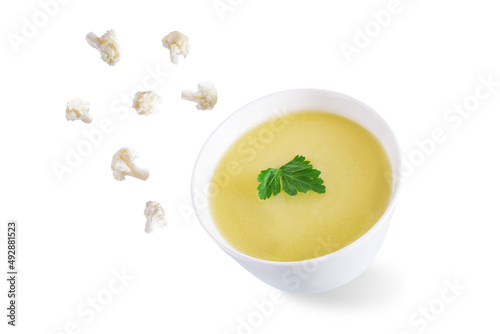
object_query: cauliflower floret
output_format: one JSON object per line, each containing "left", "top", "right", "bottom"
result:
{"left": 132, "top": 91, "right": 162, "bottom": 116}
{"left": 162, "top": 31, "right": 189, "bottom": 65}
{"left": 181, "top": 82, "right": 218, "bottom": 110}
{"left": 144, "top": 201, "right": 167, "bottom": 233}
{"left": 86, "top": 30, "right": 121, "bottom": 66}
{"left": 111, "top": 147, "right": 149, "bottom": 181}
{"left": 66, "top": 98, "right": 92, "bottom": 123}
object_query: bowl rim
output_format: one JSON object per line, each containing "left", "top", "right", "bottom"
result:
{"left": 191, "top": 88, "right": 401, "bottom": 267}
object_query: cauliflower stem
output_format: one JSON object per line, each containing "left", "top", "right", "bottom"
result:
{"left": 128, "top": 163, "right": 149, "bottom": 181}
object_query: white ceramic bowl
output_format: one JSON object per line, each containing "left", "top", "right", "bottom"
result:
{"left": 191, "top": 89, "right": 401, "bottom": 293}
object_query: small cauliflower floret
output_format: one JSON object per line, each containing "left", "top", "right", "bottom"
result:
{"left": 181, "top": 82, "right": 218, "bottom": 110}
{"left": 66, "top": 98, "right": 92, "bottom": 123}
{"left": 132, "top": 91, "right": 162, "bottom": 116}
{"left": 111, "top": 147, "right": 149, "bottom": 181}
{"left": 144, "top": 201, "right": 167, "bottom": 233}
{"left": 86, "top": 30, "right": 121, "bottom": 66}
{"left": 162, "top": 31, "right": 189, "bottom": 65}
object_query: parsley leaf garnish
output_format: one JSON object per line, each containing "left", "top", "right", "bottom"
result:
{"left": 257, "top": 155, "right": 326, "bottom": 200}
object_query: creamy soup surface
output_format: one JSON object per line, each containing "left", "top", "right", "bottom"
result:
{"left": 210, "top": 111, "right": 392, "bottom": 261}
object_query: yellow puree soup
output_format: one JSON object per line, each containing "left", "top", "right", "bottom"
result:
{"left": 209, "top": 111, "right": 392, "bottom": 262}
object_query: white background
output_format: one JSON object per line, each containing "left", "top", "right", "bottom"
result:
{"left": 1, "top": 0, "right": 499, "bottom": 333}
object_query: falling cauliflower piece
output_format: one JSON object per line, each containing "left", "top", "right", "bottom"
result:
{"left": 162, "top": 31, "right": 189, "bottom": 65}
{"left": 144, "top": 201, "right": 167, "bottom": 233}
{"left": 132, "top": 91, "right": 162, "bottom": 116}
{"left": 86, "top": 30, "right": 121, "bottom": 66}
{"left": 111, "top": 147, "right": 149, "bottom": 181}
{"left": 66, "top": 98, "right": 92, "bottom": 123}
{"left": 181, "top": 82, "right": 218, "bottom": 110}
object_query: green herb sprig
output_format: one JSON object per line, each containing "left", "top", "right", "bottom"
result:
{"left": 257, "top": 155, "right": 326, "bottom": 200}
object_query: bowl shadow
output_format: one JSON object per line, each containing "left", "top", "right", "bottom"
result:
{"left": 284, "top": 263, "right": 403, "bottom": 309}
